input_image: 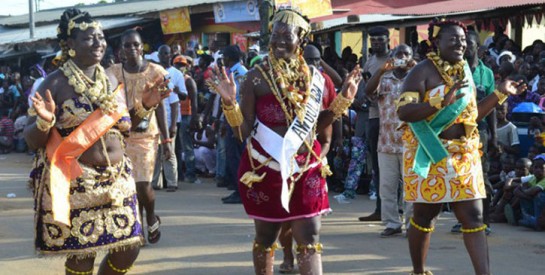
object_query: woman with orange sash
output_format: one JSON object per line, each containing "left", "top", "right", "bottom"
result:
{"left": 24, "top": 9, "right": 168, "bottom": 274}
{"left": 397, "top": 19, "right": 526, "bottom": 275}
{"left": 210, "top": 8, "right": 360, "bottom": 275}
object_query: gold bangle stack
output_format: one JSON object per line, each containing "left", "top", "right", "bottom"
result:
{"left": 222, "top": 99, "right": 244, "bottom": 127}
{"left": 494, "top": 89, "right": 508, "bottom": 104}
{"left": 328, "top": 93, "right": 353, "bottom": 119}
{"left": 36, "top": 115, "right": 55, "bottom": 132}
{"left": 135, "top": 104, "right": 157, "bottom": 119}
{"left": 428, "top": 95, "right": 443, "bottom": 110}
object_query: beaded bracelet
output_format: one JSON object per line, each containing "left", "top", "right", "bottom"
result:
{"left": 36, "top": 115, "right": 56, "bottom": 132}
{"left": 135, "top": 104, "right": 157, "bottom": 119}
{"left": 328, "top": 93, "right": 353, "bottom": 119}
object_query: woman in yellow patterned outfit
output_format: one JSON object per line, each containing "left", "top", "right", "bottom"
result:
{"left": 397, "top": 19, "right": 525, "bottom": 275}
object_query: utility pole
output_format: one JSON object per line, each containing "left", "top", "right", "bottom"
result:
{"left": 29, "top": 0, "right": 35, "bottom": 39}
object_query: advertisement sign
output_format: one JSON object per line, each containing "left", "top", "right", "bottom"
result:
{"left": 275, "top": 0, "right": 332, "bottom": 19}
{"left": 160, "top": 7, "right": 191, "bottom": 35}
{"left": 232, "top": 33, "right": 248, "bottom": 53}
{"left": 214, "top": 0, "right": 260, "bottom": 23}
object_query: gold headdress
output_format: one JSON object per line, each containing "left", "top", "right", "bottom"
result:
{"left": 66, "top": 14, "right": 102, "bottom": 36}
{"left": 270, "top": 8, "right": 311, "bottom": 39}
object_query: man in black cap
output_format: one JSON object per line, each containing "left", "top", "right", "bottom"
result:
{"left": 358, "top": 26, "right": 391, "bottom": 222}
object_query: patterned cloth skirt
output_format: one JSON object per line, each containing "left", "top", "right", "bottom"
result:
{"left": 403, "top": 133, "right": 486, "bottom": 203}
{"left": 239, "top": 139, "right": 331, "bottom": 222}
{"left": 32, "top": 153, "right": 142, "bottom": 258}
{"left": 125, "top": 135, "right": 159, "bottom": 183}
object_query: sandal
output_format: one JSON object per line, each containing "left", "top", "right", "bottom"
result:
{"left": 279, "top": 262, "right": 295, "bottom": 274}
{"left": 147, "top": 215, "right": 161, "bottom": 244}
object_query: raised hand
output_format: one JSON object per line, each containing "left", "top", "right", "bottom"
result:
{"left": 340, "top": 65, "right": 362, "bottom": 100}
{"left": 142, "top": 76, "right": 171, "bottom": 109}
{"left": 31, "top": 90, "right": 56, "bottom": 122}
{"left": 441, "top": 79, "right": 468, "bottom": 107}
{"left": 498, "top": 79, "right": 527, "bottom": 96}
{"left": 381, "top": 58, "right": 395, "bottom": 72}
{"left": 207, "top": 66, "right": 237, "bottom": 106}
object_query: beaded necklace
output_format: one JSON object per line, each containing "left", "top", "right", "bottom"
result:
{"left": 60, "top": 59, "right": 117, "bottom": 114}
{"left": 427, "top": 52, "right": 465, "bottom": 87}
{"left": 268, "top": 49, "right": 311, "bottom": 122}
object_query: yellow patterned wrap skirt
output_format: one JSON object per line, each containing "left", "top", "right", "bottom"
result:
{"left": 402, "top": 130, "right": 486, "bottom": 203}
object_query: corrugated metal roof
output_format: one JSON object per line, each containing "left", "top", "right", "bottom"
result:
{"left": 313, "top": 0, "right": 545, "bottom": 22}
{"left": 0, "top": 17, "right": 147, "bottom": 46}
{"left": 0, "top": 0, "right": 234, "bottom": 27}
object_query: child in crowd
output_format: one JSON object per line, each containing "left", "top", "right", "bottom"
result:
{"left": 193, "top": 124, "right": 216, "bottom": 177}
{"left": 528, "top": 116, "right": 544, "bottom": 136}
{"left": 490, "top": 158, "right": 531, "bottom": 224}
{"left": 514, "top": 155, "right": 545, "bottom": 230}
{"left": 12, "top": 105, "right": 27, "bottom": 153}
{"left": 0, "top": 109, "right": 14, "bottom": 154}
{"left": 496, "top": 102, "right": 520, "bottom": 158}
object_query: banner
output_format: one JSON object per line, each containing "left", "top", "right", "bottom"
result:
{"left": 160, "top": 7, "right": 191, "bottom": 35}
{"left": 275, "top": 0, "right": 332, "bottom": 19}
{"left": 214, "top": 0, "right": 260, "bottom": 23}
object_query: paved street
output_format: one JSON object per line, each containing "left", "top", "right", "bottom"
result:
{"left": 0, "top": 153, "right": 543, "bottom": 274}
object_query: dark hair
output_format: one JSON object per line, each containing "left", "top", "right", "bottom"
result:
{"left": 120, "top": 29, "right": 141, "bottom": 42}
{"left": 467, "top": 30, "right": 479, "bottom": 45}
{"left": 427, "top": 18, "right": 467, "bottom": 51}
{"left": 200, "top": 54, "right": 214, "bottom": 67}
{"left": 222, "top": 45, "right": 242, "bottom": 61}
{"left": 57, "top": 8, "right": 95, "bottom": 66}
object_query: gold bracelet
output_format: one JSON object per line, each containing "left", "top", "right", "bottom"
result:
{"left": 328, "top": 93, "right": 353, "bottom": 119}
{"left": 222, "top": 100, "right": 244, "bottom": 127}
{"left": 36, "top": 115, "right": 55, "bottom": 132}
{"left": 396, "top": 91, "right": 420, "bottom": 111}
{"left": 27, "top": 107, "right": 37, "bottom": 117}
{"left": 135, "top": 104, "right": 157, "bottom": 119}
{"left": 494, "top": 89, "right": 508, "bottom": 104}
{"left": 428, "top": 95, "right": 443, "bottom": 109}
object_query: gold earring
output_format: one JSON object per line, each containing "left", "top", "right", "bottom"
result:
{"left": 68, "top": 49, "right": 76, "bottom": 57}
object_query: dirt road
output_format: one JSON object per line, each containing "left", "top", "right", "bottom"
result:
{"left": 0, "top": 153, "right": 543, "bottom": 274}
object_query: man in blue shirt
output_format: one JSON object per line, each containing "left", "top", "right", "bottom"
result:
{"left": 220, "top": 45, "right": 248, "bottom": 204}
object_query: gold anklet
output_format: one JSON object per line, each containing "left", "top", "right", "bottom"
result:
{"left": 65, "top": 265, "right": 93, "bottom": 275}
{"left": 460, "top": 224, "right": 487, "bottom": 233}
{"left": 295, "top": 242, "right": 323, "bottom": 254}
{"left": 107, "top": 258, "right": 132, "bottom": 273}
{"left": 253, "top": 241, "right": 279, "bottom": 252}
{"left": 410, "top": 217, "right": 434, "bottom": 233}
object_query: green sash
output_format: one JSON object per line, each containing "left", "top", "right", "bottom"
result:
{"left": 409, "top": 64, "right": 474, "bottom": 178}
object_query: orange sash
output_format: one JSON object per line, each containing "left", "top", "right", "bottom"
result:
{"left": 46, "top": 85, "right": 125, "bottom": 226}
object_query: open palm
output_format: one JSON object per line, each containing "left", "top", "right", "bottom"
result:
{"left": 142, "top": 76, "right": 170, "bottom": 109}
{"left": 207, "top": 67, "right": 236, "bottom": 105}
{"left": 30, "top": 90, "right": 56, "bottom": 122}
{"left": 341, "top": 65, "right": 362, "bottom": 100}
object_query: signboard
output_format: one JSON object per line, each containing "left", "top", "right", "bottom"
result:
{"left": 275, "top": 0, "right": 332, "bottom": 19}
{"left": 214, "top": 0, "right": 260, "bottom": 23}
{"left": 232, "top": 33, "right": 248, "bottom": 53}
{"left": 160, "top": 7, "right": 191, "bottom": 35}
